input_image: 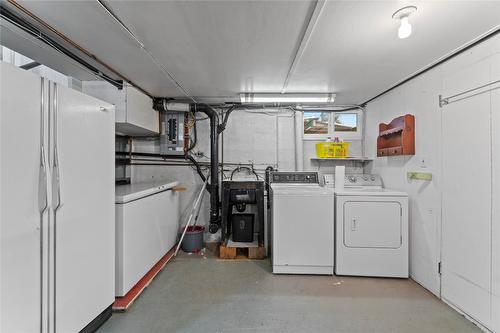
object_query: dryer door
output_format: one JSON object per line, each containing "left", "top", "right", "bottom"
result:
{"left": 343, "top": 201, "right": 402, "bottom": 249}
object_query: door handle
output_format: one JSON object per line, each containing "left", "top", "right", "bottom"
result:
{"left": 52, "top": 149, "right": 61, "bottom": 211}
{"left": 38, "top": 147, "right": 48, "bottom": 213}
{"left": 52, "top": 82, "right": 62, "bottom": 212}
{"left": 38, "top": 78, "right": 48, "bottom": 214}
{"left": 351, "top": 218, "right": 357, "bottom": 231}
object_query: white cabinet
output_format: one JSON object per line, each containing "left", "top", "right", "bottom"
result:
{"left": 115, "top": 182, "right": 180, "bottom": 297}
{"left": 83, "top": 81, "right": 159, "bottom": 136}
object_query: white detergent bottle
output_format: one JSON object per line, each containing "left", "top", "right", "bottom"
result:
{"left": 335, "top": 166, "right": 345, "bottom": 190}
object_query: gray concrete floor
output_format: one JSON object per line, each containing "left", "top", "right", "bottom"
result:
{"left": 99, "top": 252, "right": 480, "bottom": 333}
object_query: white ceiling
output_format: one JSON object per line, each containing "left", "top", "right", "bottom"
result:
{"left": 11, "top": 0, "right": 500, "bottom": 104}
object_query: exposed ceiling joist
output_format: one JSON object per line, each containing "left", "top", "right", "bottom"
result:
{"left": 281, "top": 0, "right": 326, "bottom": 94}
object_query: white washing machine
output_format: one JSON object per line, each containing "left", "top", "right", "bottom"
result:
{"left": 270, "top": 172, "right": 335, "bottom": 275}
{"left": 335, "top": 174, "right": 409, "bottom": 278}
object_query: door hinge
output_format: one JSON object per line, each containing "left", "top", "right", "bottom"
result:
{"left": 438, "top": 262, "right": 442, "bottom": 275}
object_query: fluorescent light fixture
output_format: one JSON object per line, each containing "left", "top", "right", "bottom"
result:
{"left": 392, "top": 6, "right": 417, "bottom": 39}
{"left": 239, "top": 93, "right": 335, "bottom": 104}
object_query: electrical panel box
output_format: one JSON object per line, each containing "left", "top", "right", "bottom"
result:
{"left": 160, "top": 112, "right": 185, "bottom": 155}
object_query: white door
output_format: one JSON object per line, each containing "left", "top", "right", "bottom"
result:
{"left": 52, "top": 84, "right": 115, "bottom": 333}
{"left": 343, "top": 201, "right": 401, "bottom": 248}
{"left": 0, "top": 63, "right": 45, "bottom": 332}
{"left": 441, "top": 56, "right": 492, "bottom": 328}
{"left": 273, "top": 193, "right": 334, "bottom": 267}
{"left": 491, "top": 52, "right": 500, "bottom": 333}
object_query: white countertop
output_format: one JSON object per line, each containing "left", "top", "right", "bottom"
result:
{"left": 115, "top": 180, "right": 179, "bottom": 204}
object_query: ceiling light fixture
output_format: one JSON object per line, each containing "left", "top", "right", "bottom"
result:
{"left": 239, "top": 93, "right": 335, "bottom": 104}
{"left": 392, "top": 6, "right": 417, "bottom": 39}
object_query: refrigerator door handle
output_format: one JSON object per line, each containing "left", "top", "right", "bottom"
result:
{"left": 52, "top": 150, "right": 61, "bottom": 211}
{"left": 38, "top": 147, "right": 48, "bottom": 213}
{"left": 52, "top": 83, "right": 63, "bottom": 212}
{"left": 38, "top": 78, "right": 48, "bottom": 214}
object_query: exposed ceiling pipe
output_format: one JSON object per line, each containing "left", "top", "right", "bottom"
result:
{"left": 4, "top": 0, "right": 151, "bottom": 97}
{"left": 280, "top": 0, "right": 327, "bottom": 94}
{"left": 95, "top": 0, "right": 197, "bottom": 103}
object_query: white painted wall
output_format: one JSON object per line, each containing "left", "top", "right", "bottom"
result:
{"left": 364, "top": 68, "right": 443, "bottom": 296}
{"left": 364, "top": 33, "right": 500, "bottom": 331}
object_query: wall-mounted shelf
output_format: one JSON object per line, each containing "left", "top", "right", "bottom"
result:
{"left": 311, "top": 157, "right": 372, "bottom": 162}
{"left": 377, "top": 114, "right": 415, "bottom": 157}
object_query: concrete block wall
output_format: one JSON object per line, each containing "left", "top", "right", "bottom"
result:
{"left": 130, "top": 107, "right": 368, "bottom": 234}
{"left": 129, "top": 109, "right": 297, "bottom": 242}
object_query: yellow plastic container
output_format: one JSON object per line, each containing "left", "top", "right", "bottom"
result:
{"left": 315, "top": 142, "right": 350, "bottom": 158}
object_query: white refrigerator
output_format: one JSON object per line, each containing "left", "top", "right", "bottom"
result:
{"left": 0, "top": 62, "right": 115, "bottom": 333}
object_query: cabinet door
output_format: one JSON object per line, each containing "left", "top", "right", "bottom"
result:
{"left": 54, "top": 84, "right": 115, "bottom": 333}
{"left": 343, "top": 201, "right": 402, "bottom": 249}
{"left": 0, "top": 63, "right": 44, "bottom": 332}
{"left": 126, "top": 86, "right": 159, "bottom": 134}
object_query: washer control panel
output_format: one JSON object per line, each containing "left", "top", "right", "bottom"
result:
{"left": 271, "top": 172, "right": 319, "bottom": 184}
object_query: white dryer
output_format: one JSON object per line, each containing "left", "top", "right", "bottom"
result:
{"left": 335, "top": 175, "right": 409, "bottom": 278}
{"left": 270, "top": 172, "right": 335, "bottom": 275}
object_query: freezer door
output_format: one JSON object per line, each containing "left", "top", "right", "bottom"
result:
{"left": 115, "top": 189, "right": 179, "bottom": 296}
{"left": 0, "top": 63, "right": 45, "bottom": 332}
{"left": 52, "top": 83, "right": 115, "bottom": 333}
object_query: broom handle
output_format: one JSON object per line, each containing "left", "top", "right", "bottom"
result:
{"left": 174, "top": 176, "right": 209, "bottom": 257}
